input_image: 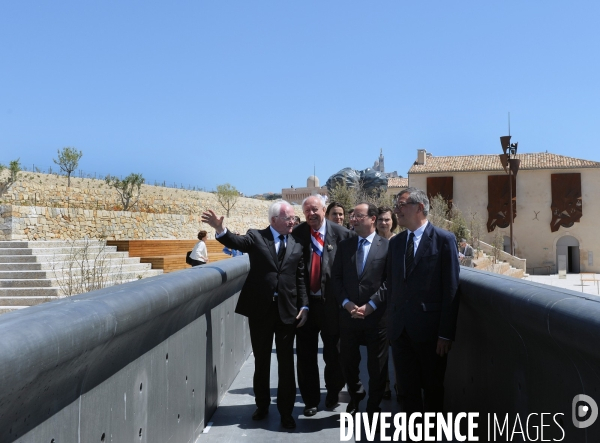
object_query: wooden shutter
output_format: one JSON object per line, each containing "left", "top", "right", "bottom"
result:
{"left": 550, "top": 173, "right": 582, "bottom": 232}
{"left": 427, "top": 177, "right": 453, "bottom": 210}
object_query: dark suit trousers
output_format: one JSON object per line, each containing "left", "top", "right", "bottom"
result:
{"left": 391, "top": 330, "right": 448, "bottom": 415}
{"left": 296, "top": 298, "right": 345, "bottom": 407}
{"left": 339, "top": 320, "right": 388, "bottom": 412}
{"left": 248, "top": 300, "right": 297, "bottom": 416}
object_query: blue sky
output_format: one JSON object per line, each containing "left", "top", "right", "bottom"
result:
{"left": 2, "top": 1, "right": 599, "bottom": 195}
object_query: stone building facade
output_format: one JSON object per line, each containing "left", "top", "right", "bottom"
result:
{"left": 281, "top": 175, "right": 328, "bottom": 205}
{"left": 408, "top": 149, "right": 600, "bottom": 274}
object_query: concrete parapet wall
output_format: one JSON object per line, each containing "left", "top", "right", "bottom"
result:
{"left": 446, "top": 267, "right": 600, "bottom": 441}
{"left": 0, "top": 255, "right": 252, "bottom": 442}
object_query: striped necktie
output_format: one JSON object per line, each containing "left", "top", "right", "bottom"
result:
{"left": 310, "top": 229, "right": 323, "bottom": 293}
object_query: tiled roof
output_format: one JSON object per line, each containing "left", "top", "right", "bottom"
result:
{"left": 409, "top": 153, "right": 600, "bottom": 174}
{"left": 387, "top": 177, "right": 409, "bottom": 188}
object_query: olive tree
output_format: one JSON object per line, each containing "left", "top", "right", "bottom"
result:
{"left": 465, "top": 208, "right": 486, "bottom": 253}
{"left": 448, "top": 205, "right": 469, "bottom": 243}
{"left": 0, "top": 158, "right": 21, "bottom": 195}
{"left": 327, "top": 181, "right": 357, "bottom": 219}
{"left": 216, "top": 183, "right": 240, "bottom": 217}
{"left": 427, "top": 194, "right": 450, "bottom": 230}
{"left": 53, "top": 147, "right": 83, "bottom": 187}
{"left": 105, "top": 173, "right": 145, "bottom": 211}
{"left": 328, "top": 181, "right": 393, "bottom": 218}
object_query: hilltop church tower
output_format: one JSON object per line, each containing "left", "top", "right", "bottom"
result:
{"left": 373, "top": 149, "right": 385, "bottom": 173}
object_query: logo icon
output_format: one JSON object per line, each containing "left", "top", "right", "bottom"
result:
{"left": 572, "top": 394, "right": 598, "bottom": 429}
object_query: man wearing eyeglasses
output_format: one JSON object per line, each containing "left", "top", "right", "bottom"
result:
{"left": 294, "top": 195, "right": 354, "bottom": 417}
{"left": 202, "top": 201, "right": 308, "bottom": 430}
{"left": 332, "top": 202, "right": 389, "bottom": 418}
{"left": 387, "top": 188, "right": 460, "bottom": 417}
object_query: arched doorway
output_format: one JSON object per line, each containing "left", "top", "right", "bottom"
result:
{"left": 556, "top": 235, "right": 580, "bottom": 273}
{"left": 503, "top": 236, "right": 511, "bottom": 253}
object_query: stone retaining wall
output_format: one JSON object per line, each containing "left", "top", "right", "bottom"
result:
{"left": 0, "top": 170, "right": 270, "bottom": 216}
{"left": 0, "top": 171, "right": 277, "bottom": 240}
{"left": 0, "top": 205, "right": 272, "bottom": 241}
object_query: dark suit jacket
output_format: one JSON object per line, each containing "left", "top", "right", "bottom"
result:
{"left": 293, "top": 221, "right": 354, "bottom": 332}
{"left": 460, "top": 244, "right": 474, "bottom": 258}
{"left": 387, "top": 222, "right": 460, "bottom": 342}
{"left": 332, "top": 233, "right": 389, "bottom": 327}
{"left": 216, "top": 228, "right": 308, "bottom": 324}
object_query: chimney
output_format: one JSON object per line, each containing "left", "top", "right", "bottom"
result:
{"left": 417, "top": 149, "right": 427, "bottom": 165}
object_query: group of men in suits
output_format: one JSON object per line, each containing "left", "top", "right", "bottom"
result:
{"left": 201, "top": 187, "right": 460, "bottom": 431}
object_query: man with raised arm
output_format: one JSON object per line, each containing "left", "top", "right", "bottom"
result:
{"left": 202, "top": 201, "right": 308, "bottom": 430}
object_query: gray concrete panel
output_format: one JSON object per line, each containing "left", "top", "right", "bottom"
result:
{"left": 446, "top": 267, "right": 600, "bottom": 442}
{"left": 0, "top": 256, "right": 251, "bottom": 442}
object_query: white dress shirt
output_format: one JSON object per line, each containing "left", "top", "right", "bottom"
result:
{"left": 269, "top": 225, "right": 287, "bottom": 252}
{"left": 405, "top": 220, "right": 429, "bottom": 256}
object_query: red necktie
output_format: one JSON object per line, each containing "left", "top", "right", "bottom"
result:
{"left": 310, "top": 230, "right": 323, "bottom": 293}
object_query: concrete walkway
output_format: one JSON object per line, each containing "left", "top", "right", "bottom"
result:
{"left": 198, "top": 340, "right": 403, "bottom": 443}
{"left": 523, "top": 273, "right": 600, "bottom": 296}
{"left": 199, "top": 274, "right": 597, "bottom": 443}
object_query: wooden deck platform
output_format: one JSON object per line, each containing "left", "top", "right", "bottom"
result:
{"left": 107, "top": 239, "right": 231, "bottom": 273}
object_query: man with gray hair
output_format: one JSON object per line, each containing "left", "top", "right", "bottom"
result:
{"left": 387, "top": 187, "right": 460, "bottom": 416}
{"left": 202, "top": 201, "right": 308, "bottom": 430}
{"left": 294, "top": 194, "right": 354, "bottom": 416}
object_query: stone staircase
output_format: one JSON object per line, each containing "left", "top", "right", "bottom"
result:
{"left": 472, "top": 252, "right": 525, "bottom": 278}
{"left": 466, "top": 239, "right": 527, "bottom": 279}
{"left": 0, "top": 240, "right": 163, "bottom": 314}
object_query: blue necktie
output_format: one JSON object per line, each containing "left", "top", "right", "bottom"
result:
{"left": 356, "top": 238, "right": 367, "bottom": 276}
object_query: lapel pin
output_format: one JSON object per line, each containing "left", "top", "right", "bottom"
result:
{"left": 327, "top": 244, "right": 333, "bottom": 251}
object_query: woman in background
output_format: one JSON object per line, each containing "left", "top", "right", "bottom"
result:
{"left": 375, "top": 206, "right": 399, "bottom": 399}
{"left": 325, "top": 201, "right": 346, "bottom": 226}
{"left": 376, "top": 206, "right": 399, "bottom": 240}
{"left": 189, "top": 230, "right": 209, "bottom": 266}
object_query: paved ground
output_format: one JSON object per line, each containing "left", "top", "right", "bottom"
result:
{"left": 199, "top": 275, "right": 593, "bottom": 443}
{"left": 198, "top": 341, "right": 403, "bottom": 443}
{"left": 523, "top": 273, "right": 600, "bottom": 296}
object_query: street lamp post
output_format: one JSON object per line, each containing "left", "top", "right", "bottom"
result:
{"left": 499, "top": 136, "right": 520, "bottom": 256}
